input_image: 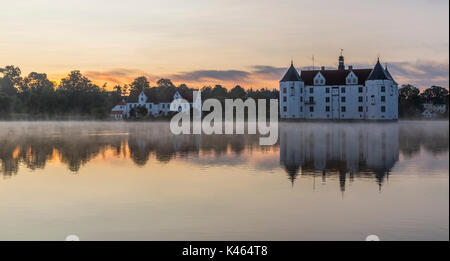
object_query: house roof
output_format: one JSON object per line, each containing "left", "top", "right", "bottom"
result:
{"left": 110, "top": 110, "right": 123, "bottom": 114}
{"left": 300, "top": 68, "right": 372, "bottom": 85}
{"left": 127, "top": 88, "right": 194, "bottom": 104}
{"left": 367, "top": 59, "right": 389, "bottom": 80}
{"left": 280, "top": 63, "right": 302, "bottom": 82}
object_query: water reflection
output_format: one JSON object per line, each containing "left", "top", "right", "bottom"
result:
{"left": 0, "top": 122, "right": 448, "bottom": 187}
{"left": 280, "top": 123, "right": 399, "bottom": 190}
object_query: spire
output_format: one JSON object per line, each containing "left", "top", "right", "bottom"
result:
{"left": 338, "top": 49, "right": 345, "bottom": 70}
{"left": 367, "top": 58, "right": 389, "bottom": 80}
{"left": 280, "top": 60, "right": 303, "bottom": 82}
{"left": 384, "top": 63, "right": 397, "bottom": 84}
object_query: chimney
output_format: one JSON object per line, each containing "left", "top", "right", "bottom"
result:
{"left": 321, "top": 66, "right": 325, "bottom": 71}
{"left": 348, "top": 65, "right": 353, "bottom": 70}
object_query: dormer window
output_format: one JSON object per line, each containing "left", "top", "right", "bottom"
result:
{"left": 346, "top": 72, "right": 358, "bottom": 85}
{"left": 314, "top": 73, "right": 325, "bottom": 85}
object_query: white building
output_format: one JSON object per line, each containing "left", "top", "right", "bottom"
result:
{"left": 109, "top": 100, "right": 126, "bottom": 119}
{"left": 111, "top": 89, "right": 197, "bottom": 119}
{"left": 279, "top": 55, "right": 398, "bottom": 120}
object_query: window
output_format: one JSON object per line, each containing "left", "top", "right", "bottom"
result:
{"left": 381, "top": 96, "right": 385, "bottom": 102}
{"left": 283, "top": 88, "right": 286, "bottom": 94}
{"left": 325, "top": 97, "right": 330, "bottom": 103}
{"left": 300, "top": 106, "right": 303, "bottom": 112}
{"left": 358, "top": 87, "right": 363, "bottom": 93}
{"left": 283, "top": 106, "right": 287, "bottom": 112}
{"left": 381, "top": 86, "right": 385, "bottom": 92}
{"left": 341, "top": 87, "right": 346, "bottom": 93}
{"left": 341, "top": 97, "right": 346, "bottom": 102}
{"left": 358, "top": 106, "right": 363, "bottom": 112}
{"left": 326, "top": 106, "right": 330, "bottom": 112}
{"left": 149, "top": 104, "right": 152, "bottom": 109}
{"left": 358, "top": 96, "right": 363, "bottom": 102}
{"left": 300, "top": 88, "right": 303, "bottom": 93}
{"left": 309, "top": 96, "right": 314, "bottom": 103}
{"left": 309, "top": 106, "right": 314, "bottom": 112}
{"left": 326, "top": 88, "right": 330, "bottom": 93}
{"left": 309, "top": 88, "right": 314, "bottom": 94}
{"left": 300, "top": 97, "right": 303, "bottom": 102}
{"left": 381, "top": 106, "right": 386, "bottom": 112}
{"left": 290, "top": 85, "right": 294, "bottom": 89}
{"left": 283, "top": 97, "right": 287, "bottom": 102}
{"left": 341, "top": 106, "right": 346, "bottom": 112}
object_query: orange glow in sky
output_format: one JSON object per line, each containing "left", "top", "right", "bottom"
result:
{"left": 0, "top": 0, "right": 448, "bottom": 90}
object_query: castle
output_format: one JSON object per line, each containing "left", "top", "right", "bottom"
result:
{"left": 279, "top": 54, "right": 398, "bottom": 120}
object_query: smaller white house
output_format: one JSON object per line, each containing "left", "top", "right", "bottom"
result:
{"left": 109, "top": 100, "right": 126, "bottom": 119}
{"left": 110, "top": 89, "right": 197, "bottom": 119}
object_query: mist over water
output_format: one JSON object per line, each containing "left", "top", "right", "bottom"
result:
{"left": 0, "top": 121, "right": 448, "bottom": 240}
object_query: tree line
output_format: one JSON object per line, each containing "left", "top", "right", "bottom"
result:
{"left": 398, "top": 84, "right": 449, "bottom": 118}
{"left": 0, "top": 65, "right": 448, "bottom": 119}
{"left": 0, "top": 65, "right": 279, "bottom": 119}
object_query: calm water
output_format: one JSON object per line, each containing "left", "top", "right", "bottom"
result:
{"left": 0, "top": 121, "right": 448, "bottom": 241}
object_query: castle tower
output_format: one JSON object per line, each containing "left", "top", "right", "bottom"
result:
{"left": 338, "top": 49, "right": 345, "bottom": 70}
{"left": 365, "top": 58, "right": 398, "bottom": 120}
{"left": 279, "top": 61, "right": 304, "bottom": 119}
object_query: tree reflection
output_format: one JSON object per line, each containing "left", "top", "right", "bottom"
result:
{"left": 0, "top": 122, "right": 447, "bottom": 182}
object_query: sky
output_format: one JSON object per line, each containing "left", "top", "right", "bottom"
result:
{"left": 0, "top": 0, "right": 448, "bottom": 90}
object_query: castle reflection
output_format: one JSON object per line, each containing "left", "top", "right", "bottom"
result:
{"left": 280, "top": 123, "right": 399, "bottom": 190}
{"left": 0, "top": 122, "right": 448, "bottom": 191}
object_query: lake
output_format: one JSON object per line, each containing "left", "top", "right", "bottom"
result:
{"left": 0, "top": 121, "right": 448, "bottom": 240}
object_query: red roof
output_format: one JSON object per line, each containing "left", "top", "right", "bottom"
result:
{"left": 300, "top": 69, "right": 372, "bottom": 86}
{"left": 110, "top": 111, "right": 123, "bottom": 115}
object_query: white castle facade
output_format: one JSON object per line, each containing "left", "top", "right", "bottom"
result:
{"left": 279, "top": 55, "right": 398, "bottom": 120}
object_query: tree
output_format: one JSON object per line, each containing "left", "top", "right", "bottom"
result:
{"left": 228, "top": 85, "right": 246, "bottom": 99}
{"left": 0, "top": 65, "right": 22, "bottom": 96}
{"left": 59, "top": 70, "right": 98, "bottom": 93}
{"left": 20, "top": 72, "right": 56, "bottom": 115}
{"left": 420, "top": 86, "right": 449, "bottom": 104}
{"left": 130, "top": 76, "right": 149, "bottom": 92}
{"left": 0, "top": 92, "right": 12, "bottom": 116}
{"left": 398, "top": 84, "right": 422, "bottom": 118}
{"left": 157, "top": 78, "right": 175, "bottom": 88}
{"left": 177, "top": 83, "right": 189, "bottom": 92}
{"left": 211, "top": 84, "right": 227, "bottom": 102}
{"left": 136, "top": 106, "right": 148, "bottom": 118}
{"left": 22, "top": 72, "right": 54, "bottom": 93}
{"left": 57, "top": 71, "right": 105, "bottom": 116}
{"left": 113, "top": 85, "right": 122, "bottom": 96}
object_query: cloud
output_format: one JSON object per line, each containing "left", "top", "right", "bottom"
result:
{"left": 79, "top": 60, "right": 448, "bottom": 90}
{"left": 387, "top": 60, "right": 449, "bottom": 88}
{"left": 83, "top": 69, "right": 154, "bottom": 85}
{"left": 251, "top": 65, "right": 285, "bottom": 79}
{"left": 169, "top": 70, "right": 251, "bottom": 82}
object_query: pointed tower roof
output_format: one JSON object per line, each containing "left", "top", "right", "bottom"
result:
{"left": 367, "top": 58, "right": 389, "bottom": 80}
{"left": 280, "top": 61, "right": 302, "bottom": 82}
{"left": 384, "top": 64, "right": 397, "bottom": 84}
